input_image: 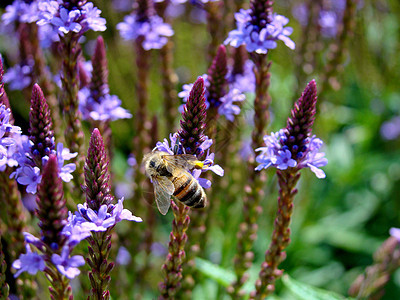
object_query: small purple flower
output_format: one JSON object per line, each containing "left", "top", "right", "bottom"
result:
{"left": 62, "top": 212, "right": 96, "bottom": 246}
{"left": 298, "top": 136, "right": 328, "bottom": 179}
{"left": 117, "top": 14, "right": 174, "bottom": 50}
{"left": 85, "top": 204, "right": 115, "bottom": 231}
{"left": 319, "top": 10, "right": 338, "bottom": 38}
{"left": 16, "top": 165, "right": 42, "bottom": 194}
{"left": 79, "top": 88, "right": 132, "bottom": 121}
{"left": 156, "top": 133, "right": 180, "bottom": 155}
{"left": 227, "top": 60, "right": 256, "bottom": 94}
{"left": 12, "top": 245, "right": 45, "bottom": 277}
{"left": 218, "top": 88, "right": 246, "bottom": 122}
{"left": 55, "top": 143, "right": 77, "bottom": 182}
{"left": 3, "top": 63, "right": 32, "bottom": 91}
{"left": 225, "top": 10, "right": 295, "bottom": 54}
{"left": 381, "top": 116, "right": 400, "bottom": 140}
{"left": 275, "top": 150, "right": 297, "bottom": 170}
{"left": 390, "top": 227, "right": 400, "bottom": 243}
{"left": 116, "top": 246, "right": 131, "bottom": 265}
{"left": 111, "top": 198, "right": 143, "bottom": 223}
{"left": 50, "top": 7, "right": 82, "bottom": 34}
{"left": 23, "top": 232, "right": 44, "bottom": 249}
{"left": 178, "top": 74, "right": 246, "bottom": 121}
{"left": 51, "top": 246, "right": 85, "bottom": 279}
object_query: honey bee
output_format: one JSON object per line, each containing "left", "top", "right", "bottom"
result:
{"left": 143, "top": 151, "right": 207, "bottom": 215}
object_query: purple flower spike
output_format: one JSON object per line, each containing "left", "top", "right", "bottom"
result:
{"left": 37, "top": 1, "right": 106, "bottom": 36}
{"left": 225, "top": 0, "right": 295, "bottom": 54}
{"left": 12, "top": 245, "right": 45, "bottom": 278}
{"left": 51, "top": 246, "right": 85, "bottom": 279}
{"left": 255, "top": 80, "right": 327, "bottom": 178}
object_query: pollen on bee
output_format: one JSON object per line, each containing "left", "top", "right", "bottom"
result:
{"left": 194, "top": 161, "right": 204, "bottom": 169}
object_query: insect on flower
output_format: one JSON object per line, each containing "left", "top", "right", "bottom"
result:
{"left": 143, "top": 151, "right": 207, "bottom": 215}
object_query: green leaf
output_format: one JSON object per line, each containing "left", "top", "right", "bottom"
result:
{"left": 282, "top": 275, "right": 355, "bottom": 300}
{"left": 194, "top": 257, "right": 236, "bottom": 287}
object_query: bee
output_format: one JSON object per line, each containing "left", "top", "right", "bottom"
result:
{"left": 143, "top": 151, "right": 207, "bottom": 215}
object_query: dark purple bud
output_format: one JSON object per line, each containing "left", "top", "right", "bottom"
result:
{"left": 178, "top": 77, "right": 207, "bottom": 156}
{"left": 207, "top": 45, "right": 228, "bottom": 108}
{"left": 84, "top": 128, "right": 114, "bottom": 211}
{"left": 29, "top": 84, "right": 55, "bottom": 166}
{"left": 36, "top": 154, "right": 67, "bottom": 249}
{"left": 283, "top": 80, "right": 318, "bottom": 160}
{"left": 90, "top": 36, "right": 109, "bottom": 103}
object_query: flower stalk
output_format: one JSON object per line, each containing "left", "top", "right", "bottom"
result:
{"left": 59, "top": 33, "right": 85, "bottom": 195}
{"left": 155, "top": 0, "right": 179, "bottom": 130}
{"left": 349, "top": 235, "right": 400, "bottom": 299}
{"left": 320, "top": 0, "right": 358, "bottom": 94}
{"left": 252, "top": 80, "right": 326, "bottom": 298}
{"left": 229, "top": 56, "right": 272, "bottom": 297}
{"left": 0, "top": 234, "right": 9, "bottom": 299}
{"left": 160, "top": 77, "right": 208, "bottom": 298}
{"left": 85, "top": 129, "right": 115, "bottom": 299}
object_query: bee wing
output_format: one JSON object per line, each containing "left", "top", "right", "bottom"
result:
{"left": 162, "top": 154, "right": 202, "bottom": 173}
{"left": 152, "top": 176, "right": 175, "bottom": 215}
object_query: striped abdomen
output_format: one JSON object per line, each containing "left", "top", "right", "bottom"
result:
{"left": 172, "top": 172, "right": 206, "bottom": 208}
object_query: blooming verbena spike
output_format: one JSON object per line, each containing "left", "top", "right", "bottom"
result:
{"left": 255, "top": 80, "right": 328, "bottom": 178}
{"left": 78, "top": 37, "right": 132, "bottom": 122}
{"left": 117, "top": 0, "right": 174, "bottom": 51}
{"left": 225, "top": 5, "right": 295, "bottom": 54}
{"left": 10, "top": 84, "right": 77, "bottom": 194}
{"left": 37, "top": 1, "right": 106, "bottom": 36}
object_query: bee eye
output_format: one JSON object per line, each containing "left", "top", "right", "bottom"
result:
{"left": 149, "top": 160, "right": 156, "bottom": 168}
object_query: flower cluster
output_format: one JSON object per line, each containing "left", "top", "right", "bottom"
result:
{"left": 63, "top": 198, "right": 142, "bottom": 247}
{"left": 156, "top": 132, "right": 224, "bottom": 188}
{"left": 11, "top": 140, "right": 77, "bottom": 194}
{"left": 292, "top": 0, "right": 349, "bottom": 38}
{"left": 1, "top": 0, "right": 39, "bottom": 28}
{"left": 178, "top": 75, "right": 246, "bottom": 122}
{"left": 37, "top": 1, "right": 106, "bottom": 36}
{"left": 13, "top": 198, "right": 141, "bottom": 279}
{"left": 255, "top": 80, "right": 328, "bottom": 178}
{"left": 117, "top": 13, "right": 173, "bottom": 50}
{"left": 255, "top": 129, "right": 328, "bottom": 178}
{"left": 225, "top": 9, "right": 295, "bottom": 54}
{"left": 79, "top": 87, "right": 132, "bottom": 122}
{"left": 3, "top": 62, "right": 33, "bottom": 91}
{"left": 227, "top": 59, "right": 256, "bottom": 94}
{"left": 13, "top": 232, "right": 85, "bottom": 279}
{"left": 0, "top": 104, "right": 22, "bottom": 171}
